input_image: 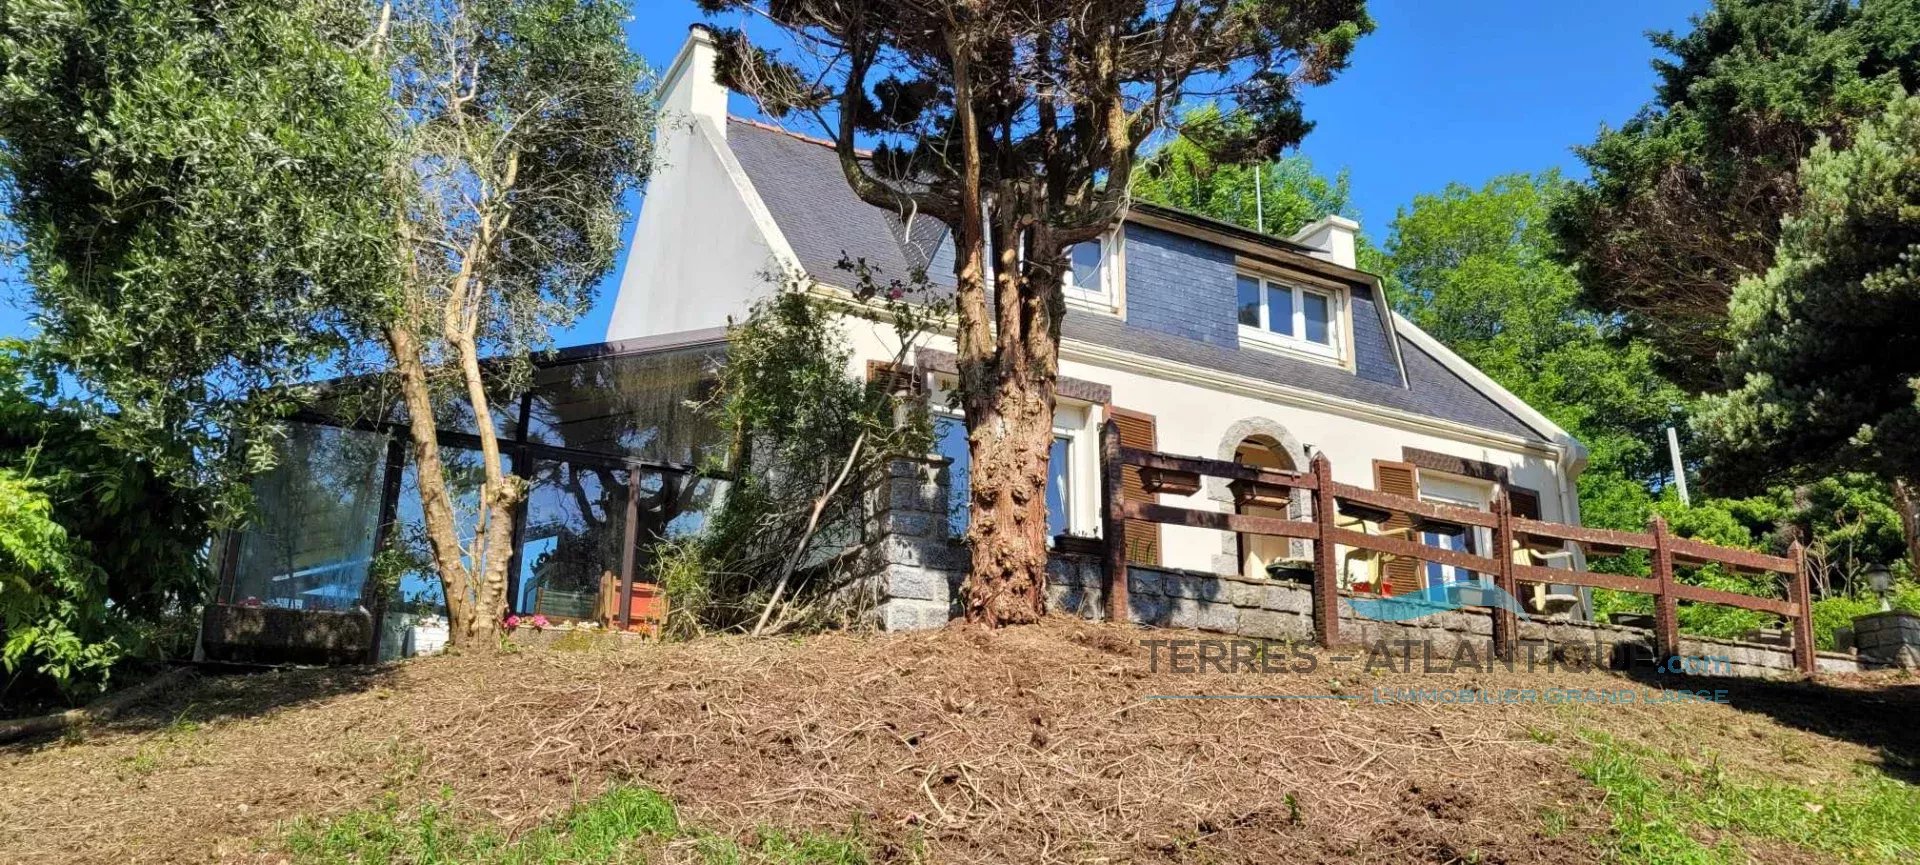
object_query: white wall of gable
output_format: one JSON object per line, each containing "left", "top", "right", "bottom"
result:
{"left": 605, "top": 116, "right": 787, "bottom": 341}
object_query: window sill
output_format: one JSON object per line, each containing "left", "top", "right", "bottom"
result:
{"left": 1237, "top": 326, "right": 1345, "bottom": 368}
{"left": 1063, "top": 289, "right": 1122, "bottom": 318}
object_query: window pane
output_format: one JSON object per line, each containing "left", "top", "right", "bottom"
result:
{"left": 1267, "top": 284, "right": 1295, "bottom": 335}
{"left": 1303, "top": 291, "right": 1331, "bottom": 344}
{"left": 381, "top": 446, "right": 505, "bottom": 659}
{"left": 937, "top": 416, "right": 1071, "bottom": 540}
{"left": 1236, "top": 276, "right": 1262, "bottom": 327}
{"left": 525, "top": 344, "right": 726, "bottom": 465}
{"left": 228, "top": 423, "right": 389, "bottom": 612}
{"left": 935, "top": 415, "right": 970, "bottom": 537}
{"left": 516, "top": 461, "right": 633, "bottom": 623}
{"left": 1069, "top": 240, "right": 1103, "bottom": 291}
{"left": 1047, "top": 437, "right": 1072, "bottom": 537}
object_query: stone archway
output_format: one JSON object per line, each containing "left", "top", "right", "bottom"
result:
{"left": 1208, "top": 418, "right": 1311, "bottom": 576}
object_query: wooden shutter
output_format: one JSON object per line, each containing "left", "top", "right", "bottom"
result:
{"left": 1374, "top": 460, "right": 1422, "bottom": 595}
{"left": 1506, "top": 485, "right": 1542, "bottom": 520}
{"left": 1111, "top": 407, "right": 1160, "bottom": 566}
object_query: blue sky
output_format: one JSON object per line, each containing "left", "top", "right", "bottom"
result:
{"left": 0, "top": 0, "right": 1705, "bottom": 348}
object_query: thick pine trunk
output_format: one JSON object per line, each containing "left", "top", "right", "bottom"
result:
{"left": 961, "top": 369, "right": 1055, "bottom": 626}
{"left": 953, "top": 212, "right": 1064, "bottom": 626}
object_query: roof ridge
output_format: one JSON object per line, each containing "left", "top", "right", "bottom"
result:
{"left": 728, "top": 116, "right": 873, "bottom": 158}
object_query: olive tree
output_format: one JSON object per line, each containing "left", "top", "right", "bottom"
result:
{"left": 697, "top": 0, "right": 1372, "bottom": 626}
{"left": 372, "top": 0, "right": 654, "bottom": 648}
{"left": 0, "top": 0, "right": 396, "bottom": 508}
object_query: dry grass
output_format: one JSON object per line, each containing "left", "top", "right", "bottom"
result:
{"left": 1, "top": 617, "right": 1914, "bottom": 864}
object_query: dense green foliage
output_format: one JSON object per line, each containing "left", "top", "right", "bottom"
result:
{"left": 1698, "top": 94, "right": 1920, "bottom": 496}
{"left": 0, "top": 0, "right": 397, "bottom": 506}
{"left": 1376, "top": 174, "right": 1920, "bottom": 639}
{"left": 1134, "top": 107, "right": 1356, "bottom": 238}
{"left": 0, "top": 341, "right": 208, "bottom": 700}
{"left": 1383, "top": 173, "right": 1686, "bottom": 533}
{"left": 656, "top": 274, "right": 936, "bottom": 637}
{"left": 1553, "top": 0, "right": 1920, "bottom": 390}
{"left": 376, "top": 0, "right": 657, "bottom": 646}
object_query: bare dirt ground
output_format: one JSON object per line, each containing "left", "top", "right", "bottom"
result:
{"left": 1, "top": 617, "right": 1914, "bottom": 864}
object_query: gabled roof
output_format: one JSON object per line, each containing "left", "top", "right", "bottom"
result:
{"left": 721, "top": 117, "right": 1574, "bottom": 451}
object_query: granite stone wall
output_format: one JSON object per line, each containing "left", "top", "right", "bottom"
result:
{"left": 1853, "top": 611, "right": 1920, "bottom": 669}
{"left": 857, "top": 457, "right": 967, "bottom": 631}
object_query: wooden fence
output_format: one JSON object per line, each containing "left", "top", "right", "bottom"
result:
{"left": 1098, "top": 421, "right": 1814, "bottom": 673}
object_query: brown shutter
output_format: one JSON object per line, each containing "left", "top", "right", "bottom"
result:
{"left": 1507, "top": 485, "right": 1542, "bottom": 520}
{"left": 1111, "top": 407, "right": 1160, "bottom": 566}
{"left": 1374, "top": 460, "right": 1422, "bottom": 595}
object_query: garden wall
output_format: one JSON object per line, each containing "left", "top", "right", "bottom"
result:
{"left": 1047, "top": 559, "right": 1859, "bottom": 678}
{"left": 865, "top": 459, "right": 1860, "bottom": 679}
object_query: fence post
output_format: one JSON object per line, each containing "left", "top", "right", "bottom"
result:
{"left": 1100, "top": 419, "right": 1129, "bottom": 625}
{"left": 1310, "top": 453, "right": 1340, "bottom": 649}
{"left": 1650, "top": 515, "right": 1680, "bottom": 663}
{"left": 1789, "top": 540, "right": 1815, "bottom": 675}
{"left": 1491, "top": 491, "right": 1517, "bottom": 662}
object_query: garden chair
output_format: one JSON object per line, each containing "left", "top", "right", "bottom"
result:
{"left": 1511, "top": 540, "right": 1579, "bottom": 617}
{"left": 1335, "top": 498, "right": 1415, "bottom": 594}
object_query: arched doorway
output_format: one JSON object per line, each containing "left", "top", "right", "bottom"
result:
{"left": 1234, "top": 435, "right": 1295, "bottom": 579}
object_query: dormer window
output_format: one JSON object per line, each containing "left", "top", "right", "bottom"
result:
{"left": 1063, "top": 234, "right": 1122, "bottom": 314}
{"left": 1237, "top": 273, "right": 1344, "bottom": 362}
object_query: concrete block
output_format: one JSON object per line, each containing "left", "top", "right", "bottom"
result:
{"left": 1129, "top": 592, "right": 1171, "bottom": 627}
{"left": 1195, "top": 600, "right": 1240, "bottom": 633}
{"left": 1239, "top": 608, "right": 1309, "bottom": 642}
{"left": 1263, "top": 584, "right": 1313, "bottom": 614}
{"left": 886, "top": 565, "right": 953, "bottom": 603}
{"left": 880, "top": 510, "right": 940, "bottom": 539}
{"left": 1161, "top": 574, "right": 1204, "bottom": 599}
{"left": 1226, "top": 579, "right": 1267, "bottom": 609}
{"left": 1048, "top": 584, "right": 1104, "bottom": 620}
{"left": 1129, "top": 569, "right": 1165, "bottom": 598}
{"left": 880, "top": 598, "right": 951, "bottom": 631}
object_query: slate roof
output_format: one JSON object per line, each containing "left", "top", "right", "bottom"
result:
{"left": 1062, "top": 314, "right": 1539, "bottom": 439}
{"left": 723, "top": 118, "right": 1547, "bottom": 444}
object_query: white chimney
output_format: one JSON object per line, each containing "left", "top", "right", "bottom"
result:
{"left": 661, "top": 24, "right": 728, "bottom": 137}
{"left": 1289, "top": 215, "right": 1360, "bottom": 270}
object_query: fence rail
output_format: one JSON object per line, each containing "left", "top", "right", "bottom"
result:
{"left": 1099, "top": 421, "right": 1815, "bottom": 673}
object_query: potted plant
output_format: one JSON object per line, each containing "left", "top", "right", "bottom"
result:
{"left": 1265, "top": 559, "right": 1315, "bottom": 584}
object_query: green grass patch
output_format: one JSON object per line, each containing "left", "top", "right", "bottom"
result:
{"left": 284, "top": 784, "right": 873, "bottom": 865}
{"left": 1576, "top": 730, "right": 1920, "bottom": 864}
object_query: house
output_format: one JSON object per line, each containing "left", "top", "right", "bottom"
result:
{"left": 607, "top": 27, "right": 1593, "bottom": 629}
{"left": 199, "top": 27, "right": 1596, "bottom": 665}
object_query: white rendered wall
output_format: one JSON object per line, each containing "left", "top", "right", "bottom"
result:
{"left": 604, "top": 116, "right": 784, "bottom": 341}
{"left": 834, "top": 313, "right": 1574, "bottom": 575}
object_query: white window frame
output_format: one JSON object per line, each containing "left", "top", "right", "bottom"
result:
{"left": 1417, "top": 474, "right": 1495, "bottom": 588}
{"left": 929, "top": 400, "right": 1093, "bottom": 542}
{"left": 1236, "top": 273, "right": 1344, "bottom": 362}
{"left": 1062, "top": 232, "right": 1123, "bottom": 315}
